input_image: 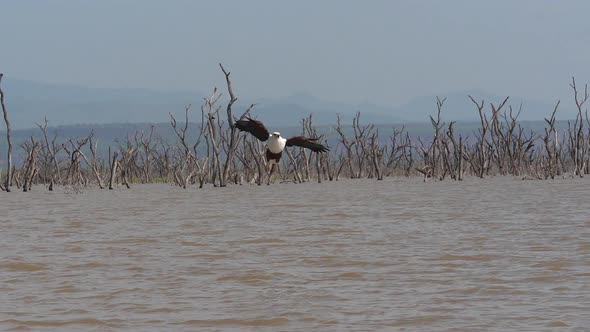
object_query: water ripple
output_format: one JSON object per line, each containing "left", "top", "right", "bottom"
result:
{"left": 1, "top": 177, "right": 589, "bottom": 331}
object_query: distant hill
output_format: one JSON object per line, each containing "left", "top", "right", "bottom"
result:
{"left": 2, "top": 78, "right": 202, "bottom": 129}
{"left": 394, "top": 91, "right": 568, "bottom": 122}
{"left": 0, "top": 78, "right": 570, "bottom": 130}
{"left": 1, "top": 78, "right": 402, "bottom": 129}
{"left": 248, "top": 92, "right": 403, "bottom": 126}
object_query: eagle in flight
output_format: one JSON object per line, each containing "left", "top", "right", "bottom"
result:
{"left": 234, "top": 117, "right": 329, "bottom": 166}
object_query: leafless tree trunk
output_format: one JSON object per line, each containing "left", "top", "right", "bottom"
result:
{"left": 219, "top": 64, "right": 238, "bottom": 187}
{"left": 0, "top": 74, "right": 13, "bottom": 192}
{"left": 323, "top": 137, "right": 334, "bottom": 181}
{"left": 302, "top": 114, "right": 324, "bottom": 183}
{"left": 203, "top": 88, "right": 224, "bottom": 186}
{"left": 109, "top": 151, "right": 119, "bottom": 190}
{"left": 118, "top": 145, "right": 135, "bottom": 189}
{"left": 543, "top": 101, "right": 560, "bottom": 179}
{"left": 428, "top": 97, "right": 446, "bottom": 179}
{"left": 284, "top": 148, "right": 302, "bottom": 183}
{"left": 77, "top": 133, "right": 105, "bottom": 189}
{"left": 335, "top": 114, "right": 355, "bottom": 178}
{"left": 568, "top": 77, "right": 589, "bottom": 177}
{"left": 135, "top": 126, "right": 155, "bottom": 183}
{"left": 468, "top": 95, "right": 509, "bottom": 178}
{"left": 370, "top": 130, "right": 384, "bottom": 180}
{"left": 458, "top": 136, "right": 464, "bottom": 180}
{"left": 62, "top": 133, "right": 92, "bottom": 186}
{"left": 37, "top": 118, "right": 63, "bottom": 188}
{"left": 22, "top": 137, "right": 40, "bottom": 192}
{"left": 169, "top": 102, "right": 208, "bottom": 188}
{"left": 443, "top": 121, "right": 461, "bottom": 180}
{"left": 352, "top": 112, "right": 373, "bottom": 179}
{"left": 245, "top": 139, "right": 265, "bottom": 185}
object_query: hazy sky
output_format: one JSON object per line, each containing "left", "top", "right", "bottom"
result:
{"left": 2, "top": 0, "right": 590, "bottom": 106}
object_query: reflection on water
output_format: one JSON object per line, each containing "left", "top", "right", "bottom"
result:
{"left": 1, "top": 177, "right": 589, "bottom": 331}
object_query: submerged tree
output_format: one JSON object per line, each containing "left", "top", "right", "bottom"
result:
{"left": 0, "top": 74, "right": 13, "bottom": 192}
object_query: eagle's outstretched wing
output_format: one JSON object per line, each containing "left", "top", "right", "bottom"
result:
{"left": 234, "top": 117, "right": 270, "bottom": 142}
{"left": 286, "top": 136, "right": 329, "bottom": 153}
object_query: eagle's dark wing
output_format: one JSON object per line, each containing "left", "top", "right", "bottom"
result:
{"left": 286, "top": 136, "right": 330, "bottom": 153}
{"left": 234, "top": 117, "right": 270, "bottom": 142}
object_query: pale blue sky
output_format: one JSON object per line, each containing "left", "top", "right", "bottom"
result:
{"left": 1, "top": 0, "right": 590, "bottom": 106}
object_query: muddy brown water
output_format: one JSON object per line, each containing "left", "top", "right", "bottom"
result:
{"left": 1, "top": 177, "right": 589, "bottom": 331}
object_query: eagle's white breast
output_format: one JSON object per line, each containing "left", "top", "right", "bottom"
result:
{"left": 268, "top": 135, "right": 286, "bottom": 154}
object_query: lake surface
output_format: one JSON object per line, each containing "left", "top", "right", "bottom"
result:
{"left": 1, "top": 177, "right": 589, "bottom": 331}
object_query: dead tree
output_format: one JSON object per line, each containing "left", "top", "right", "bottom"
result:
{"left": 511, "top": 125, "right": 536, "bottom": 177}
{"left": 495, "top": 105, "right": 520, "bottom": 175}
{"left": 323, "top": 138, "right": 334, "bottom": 181}
{"left": 568, "top": 77, "right": 589, "bottom": 177}
{"left": 245, "top": 138, "right": 266, "bottom": 185}
{"left": 88, "top": 136, "right": 105, "bottom": 188}
{"left": 203, "top": 88, "right": 224, "bottom": 186}
{"left": 135, "top": 126, "right": 156, "bottom": 183}
{"left": 75, "top": 133, "right": 105, "bottom": 188}
{"left": 218, "top": 64, "right": 253, "bottom": 187}
{"left": 109, "top": 151, "right": 118, "bottom": 190}
{"left": 169, "top": 103, "right": 207, "bottom": 188}
{"left": 334, "top": 113, "right": 373, "bottom": 179}
{"left": 352, "top": 112, "right": 373, "bottom": 178}
{"left": 335, "top": 114, "right": 355, "bottom": 179}
{"left": 457, "top": 136, "right": 464, "bottom": 180}
{"left": 302, "top": 114, "right": 324, "bottom": 183}
{"left": 299, "top": 116, "right": 313, "bottom": 182}
{"left": 444, "top": 122, "right": 464, "bottom": 180}
{"left": 284, "top": 148, "right": 303, "bottom": 183}
{"left": 170, "top": 108, "right": 191, "bottom": 188}
{"left": 380, "top": 127, "right": 406, "bottom": 177}
{"left": 401, "top": 132, "right": 415, "bottom": 176}
{"left": 224, "top": 100, "right": 256, "bottom": 183}
{"left": 0, "top": 74, "right": 13, "bottom": 192}
{"left": 191, "top": 106, "right": 209, "bottom": 189}
{"left": 233, "top": 135, "right": 255, "bottom": 184}
{"left": 468, "top": 96, "right": 487, "bottom": 178}
{"left": 416, "top": 137, "right": 433, "bottom": 182}
{"left": 370, "top": 130, "right": 384, "bottom": 180}
{"left": 118, "top": 143, "right": 135, "bottom": 189}
{"left": 428, "top": 97, "right": 446, "bottom": 178}
{"left": 21, "top": 137, "right": 41, "bottom": 192}
{"left": 63, "top": 133, "right": 92, "bottom": 186}
{"left": 468, "top": 95, "right": 509, "bottom": 178}
{"left": 37, "top": 118, "right": 63, "bottom": 189}
{"left": 152, "top": 142, "right": 172, "bottom": 182}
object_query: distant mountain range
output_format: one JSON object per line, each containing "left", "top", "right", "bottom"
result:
{"left": 0, "top": 78, "right": 573, "bottom": 129}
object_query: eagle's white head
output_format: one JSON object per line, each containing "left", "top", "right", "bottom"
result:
{"left": 267, "top": 131, "right": 287, "bottom": 153}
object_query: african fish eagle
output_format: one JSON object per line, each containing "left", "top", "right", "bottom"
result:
{"left": 234, "top": 117, "right": 329, "bottom": 166}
